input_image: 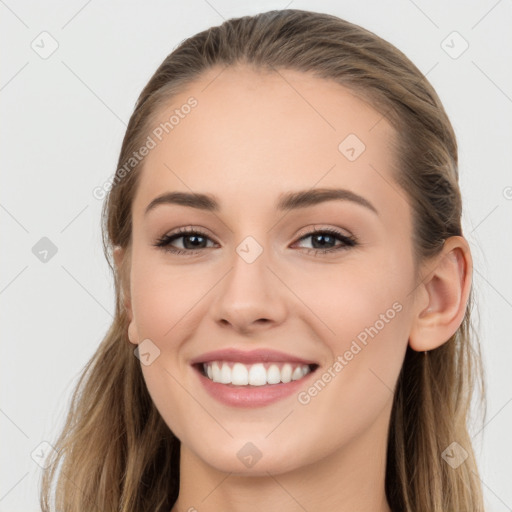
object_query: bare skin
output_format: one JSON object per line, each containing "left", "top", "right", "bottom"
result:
{"left": 114, "top": 66, "right": 472, "bottom": 512}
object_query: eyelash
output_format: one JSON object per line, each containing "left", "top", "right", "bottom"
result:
{"left": 153, "top": 226, "right": 358, "bottom": 257}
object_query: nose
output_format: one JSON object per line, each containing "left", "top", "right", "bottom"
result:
{"left": 209, "top": 243, "right": 288, "bottom": 335}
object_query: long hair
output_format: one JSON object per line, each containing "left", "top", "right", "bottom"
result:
{"left": 40, "top": 9, "right": 486, "bottom": 511}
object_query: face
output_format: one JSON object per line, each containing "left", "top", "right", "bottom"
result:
{"left": 121, "top": 66, "right": 420, "bottom": 475}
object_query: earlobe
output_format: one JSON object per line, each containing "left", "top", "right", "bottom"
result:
{"left": 127, "top": 320, "right": 139, "bottom": 346}
{"left": 113, "top": 245, "right": 124, "bottom": 270}
{"left": 409, "top": 236, "right": 472, "bottom": 352}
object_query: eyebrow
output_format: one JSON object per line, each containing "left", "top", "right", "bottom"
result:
{"left": 144, "top": 188, "right": 378, "bottom": 216}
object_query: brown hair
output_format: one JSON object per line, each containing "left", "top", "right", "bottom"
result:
{"left": 40, "top": 9, "right": 486, "bottom": 511}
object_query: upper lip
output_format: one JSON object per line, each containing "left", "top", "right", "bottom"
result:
{"left": 190, "top": 348, "right": 318, "bottom": 366}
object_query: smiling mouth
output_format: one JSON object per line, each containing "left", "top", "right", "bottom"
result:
{"left": 194, "top": 361, "right": 319, "bottom": 387}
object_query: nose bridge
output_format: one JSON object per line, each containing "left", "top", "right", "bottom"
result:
{"left": 224, "top": 232, "right": 273, "bottom": 300}
{"left": 210, "top": 228, "right": 288, "bottom": 329}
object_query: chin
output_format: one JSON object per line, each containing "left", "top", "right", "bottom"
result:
{"left": 190, "top": 437, "right": 313, "bottom": 476}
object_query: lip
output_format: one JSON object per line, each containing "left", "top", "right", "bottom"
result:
{"left": 190, "top": 348, "right": 319, "bottom": 408}
{"left": 193, "top": 364, "right": 318, "bottom": 408}
{"left": 189, "top": 348, "right": 318, "bottom": 366}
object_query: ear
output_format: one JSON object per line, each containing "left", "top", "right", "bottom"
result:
{"left": 409, "top": 236, "right": 472, "bottom": 352}
{"left": 113, "top": 246, "right": 138, "bottom": 345}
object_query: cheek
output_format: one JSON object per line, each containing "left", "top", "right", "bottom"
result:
{"left": 129, "top": 253, "right": 211, "bottom": 340}
{"left": 291, "top": 253, "right": 408, "bottom": 340}
{"left": 294, "top": 273, "right": 409, "bottom": 445}
{"left": 292, "top": 252, "right": 411, "bottom": 402}
{"left": 128, "top": 254, "right": 210, "bottom": 439}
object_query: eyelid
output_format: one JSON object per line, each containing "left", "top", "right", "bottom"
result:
{"left": 294, "top": 224, "right": 353, "bottom": 239}
{"left": 154, "top": 224, "right": 358, "bottom": 257}
{"left": 163, "top": 225, "right": 218, "bottom": 242}
{"left": 161, "top": 223, "right": 354, "bottom": 242}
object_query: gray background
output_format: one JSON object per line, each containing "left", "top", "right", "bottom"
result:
{"left": 1, "top": 1, "right": 511, "bottom": 510}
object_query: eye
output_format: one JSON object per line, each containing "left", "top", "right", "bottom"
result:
{"left": 153, "top": 226, "right": 358, "bottom": 256}
{"left": 293, "top": 227, "right": 357, "bottom": 255}
{"left": 154, "top": 227, "right": 216, "bottom": 256}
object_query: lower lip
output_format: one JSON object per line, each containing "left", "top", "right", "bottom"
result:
{"left": 193, "top": 365, "right": 317, "bottom": 408}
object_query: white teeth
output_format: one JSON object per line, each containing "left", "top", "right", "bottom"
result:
{"left": 212, "top": 362, "right": 222, "bottom": 383}
{"left": 248, "top": 363, "right": 267, "bottom": 386}
{"left": 281, "top": 363, "right": 292, "bottom": 383}
{"left": 202, "top": 361, "right": 312, "bottom": 386}
{"left": 231, "top": 363, "right": 249, "bottom": 385}
{"left": 291, "top": 366, "right": 304, "bottom": 381}
{"left": 220, "top": 362, "right": 231, "bottom": 384}
{"left": 266, "top": 364, "right": 281, "bottom": 384}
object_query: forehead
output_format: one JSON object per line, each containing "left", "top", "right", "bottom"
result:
{"left": 132, "top": 65, "right": 406, "bottom": 220}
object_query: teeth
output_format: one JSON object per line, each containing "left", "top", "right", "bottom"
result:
{"left": 220, "top": 362, "right": 231, "bottom": 384}
{"left": 203, "top": 361, "right": 312, "bottom": 386}
{"left": 266, "top": 364, "right": 281, "bottom": 384}
{"left": 232, "top": 363, "right": 249, "bottom": 385}
{"left": 291, "top": 366, "right": 304, "bottom": 381}
{"left": 248, "top": 363, "right": 267, "bottom": 386}
{"left": 281, "top": 363, "right": 292, "bottom": 383}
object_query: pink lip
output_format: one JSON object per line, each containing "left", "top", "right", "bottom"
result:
{"left": 189, "top": 348, "right": 317, "bottom": 366}
{"left": 193, "top": 365, "right": 318, "bottom": 408}
{"left": 190, "top": 349, "right": 319, "bottom": 408}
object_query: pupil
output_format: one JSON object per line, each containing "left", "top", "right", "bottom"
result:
{"left": 313, "top": 234, "right": 334, "bottom": 249}
{"left": 184, "top": 235, "right": 205, "bottom": 249}
{"left": 181, "top": 233, "right": 337, "bottom": 250}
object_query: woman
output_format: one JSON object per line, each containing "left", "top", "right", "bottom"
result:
{"left": 40, "top": 9, "right": 485, "bottom": 512}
